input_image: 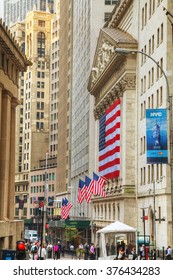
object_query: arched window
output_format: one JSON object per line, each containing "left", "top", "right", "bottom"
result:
{"left": 37, "top": 32, "right": 45, "bottom": 57}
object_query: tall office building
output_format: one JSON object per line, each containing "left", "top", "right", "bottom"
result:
{"left": 49, "top": 0, "right": 72, "bottom": 197}
{"left": 4, "top": 0, "right": 55, "bottom": 27}
{"left": 70, "top": 0, "right": 118, "bottom": 218}
{"left": 12, "top": 10, "right": 53, "bottom": 221}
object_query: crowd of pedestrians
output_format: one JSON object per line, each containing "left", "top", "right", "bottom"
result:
{"left": 25, "top": 239, "right": 172, "bottom": 260}
{"left": 25, "top": 240, "right": 97, "bottom": 260}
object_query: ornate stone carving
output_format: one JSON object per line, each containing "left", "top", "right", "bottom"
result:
{"left": 91, "top": 38, "right": 115, "bottom": 87}
{"left": 94, "top": 73, "right": 136, "bottom": 119}
{"left": 109, "top": 0, "right": 133, "bottom": 29}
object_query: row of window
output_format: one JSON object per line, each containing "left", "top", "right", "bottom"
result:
{"left": 51, "top": 81, "right": 59, "bottom": 90}
{"left": 94, "top": 203, "right": 119, "bottom": 222}
{"left": 105, "top": 0, "right": 117, "bottom": 4}
{"left": 141, "top": 23, "right": 163, "bottom": 65}
{"left": 140, "top": 86, "right": 163, "bottom": 121}
{"left": 15, "top": 185, "right": 28, "bottom": 192}
{"left": 140, "top": 58, "right": 163, "bottom": 94}
{"left": 15, "top": 208, "right": 27, "bottom": 216}
{"left": 38, "top": 61, "right": 45, "bottom": 70}
{"left": 50, "top": 144, "right": 58, "bottom": 153}
{"left": 30, "top": 184, "right": 55, "bottom": 193}
{"left": 141, "top": 0, "right": 164, "bottom": 29}
{"left": 140, "top": 164, "right": 163, "bottom": 185}
{"left": 15, "top": 195, "right": 27, "bottom": 203}
{"left": 50, "top": 113, "right": 58, "bottom": 121}
{"left": 36, "top": 122, "right": 44, "bottom": 130}
{"left": 31, "top": 173, "right": 55, "bottom": 182}
{"left": 30, "top": 207, "right": 54, "bottom": 216}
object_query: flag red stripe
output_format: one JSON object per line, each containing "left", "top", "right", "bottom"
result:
{"left": 99, "top": 158, "right": 120, "bottom": 172}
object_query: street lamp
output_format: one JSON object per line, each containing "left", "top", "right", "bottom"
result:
{"left": 115, "top": 47, "right": 173, "bottom": 246}
{"left": 42, "top": 152, "right": 49, "bottom": 245}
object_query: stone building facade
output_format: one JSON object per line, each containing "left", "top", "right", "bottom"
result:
{"left": 88, "top": 24, "right": 138, "bottom": 247}
{"left": 0, "top": 19, "right": 30, "bottom": 250}
{"left": 88, "top": 0, "right": 173, "bottom": 250}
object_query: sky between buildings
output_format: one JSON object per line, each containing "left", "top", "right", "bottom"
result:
{"left": 0, "top": 0, "right": 4, "bottom": 20}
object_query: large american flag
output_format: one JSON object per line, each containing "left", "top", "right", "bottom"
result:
{"left": 61, "top": 198, "right": 72, "bottom": 219}
{"left": 99, "top": 99, "right": 120, "bottom": 179}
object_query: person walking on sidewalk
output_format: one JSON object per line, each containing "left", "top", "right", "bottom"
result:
{"left": 69, "top": 243, "right": 75, "bottom": 259}
{"left": 83, "top": 242, "right": 89, "bottom": 260}
{"left": 78, "top": 243, "right": 84, "bottom": 260}
{"left": 165, "top": 246, "right": 172, "bottom": 260}
{"left": 38, "top": 244, "right": 46, "bottom": 260}
{"left": 53, "top": 243, "right": 59, "bottom": 260}
{"left": 90, "top": 243, "right": 95, "bottom": 260}
{"left": 47, "top": 242, "right": 53, "bottom": 259}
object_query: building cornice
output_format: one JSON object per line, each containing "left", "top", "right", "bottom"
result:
{"left": 0, "top": 19, "right": 31, "bottom": 71}
{"left": 94, "top": 72, "right": 136, "bottom": 119}
{"left": 105, "top": 0, "right": 133, "bottom": 29}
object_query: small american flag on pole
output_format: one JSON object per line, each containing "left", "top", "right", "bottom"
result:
{"left": 61, "top": 198, "right": 72, "bottom": 219}
{"left": 93, "top": 172, "right": 106, "bottom": 197}
{"left": 77, "top": 179, "right": 86, "bottom": 204}
{"left": 85, "top": 176, "right": 94, "bottom": 203}
{"left": 99, "top": 98, "right": 120, "bottom": 179}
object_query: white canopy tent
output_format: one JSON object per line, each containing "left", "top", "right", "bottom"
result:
{"left": 96, "top": 221, "right": 137, "bottom": 259}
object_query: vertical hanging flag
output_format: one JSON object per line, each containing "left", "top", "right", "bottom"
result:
{"left": 61, "top": 197, "right": 73, "bottom": 219}
{"left": 146, "top": 109, "right": 168, "bottom": 164}
{"left": 99, "top": 98, "right": 120, "bottom": 179}
{"left": 85, "top": 176, "right": 94, "bottom": 203}
{"left": 93, "top": 172, "right": 106, "bottom": 197}
{"left": 77, "top": 179, "right": 86, "bottom": 204}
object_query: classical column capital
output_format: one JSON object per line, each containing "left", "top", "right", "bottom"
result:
{"left": 94, "top": 73, "right": 136, "bottom": 119}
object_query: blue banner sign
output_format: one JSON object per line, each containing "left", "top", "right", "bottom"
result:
{"left": 146, "top": 109, "right": 168, "bottom": 164}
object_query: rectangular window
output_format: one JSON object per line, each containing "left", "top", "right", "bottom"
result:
{"left": 151, "top": 67, "right": 154, "bottom": 85}
{"left": 105, "top": 0, "right": 117, "bottom": 4}
{"left": 156, "top": 89, "right": 159, "bottom": 107}
{"left": 38, "top": 20, "right": 45, "bottom": 27}
{"left": 161, "top": 23, "right": 163, "bottom": 42}
{"left": 144, "top": 3, "right": 147, "bottom": 25}
{"left": 104, "top": 12, "right": 111, "bottom": 22}
{"left": 160, "top": 86, "right": 163, "bottom": 105}
{"left": 142, "top": 8, "right": 144, "bottom": 29}
{"left": 152, "top": 35, "right": 154, "bottom": 53}
{"left": 148, "top": 165, "right": 150, "bottom": 183}
{"left": 149, "top": 0, "right": 152, "bottom": 18}
{"left": 157, "top": 27, "right": 160, "bottom": 46}
{"left": 160, "top": 58, "right": 163, "bottom": 77}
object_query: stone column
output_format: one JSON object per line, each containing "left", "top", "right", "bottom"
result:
{"left": 8, "top": 100, "right": 17, "bottom": 220}
{"left": 111, "top": 202, "right": 114, "bottom": 221}
{"left": 0, "top": 91, "right": 11, "bottom": 220}
{"left": 0, "top": 87, "right": 2, "bottom": 139}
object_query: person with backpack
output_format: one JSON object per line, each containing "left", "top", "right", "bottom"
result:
{"left": 31, "top": 242, "right": 38, "bottom": 260}
{"left": 53, "top": 243, "right": 59, "bottom": 260}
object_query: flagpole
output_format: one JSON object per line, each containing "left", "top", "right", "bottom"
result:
{"left": 43, "top": 152, "right": 49, "bottom": 244}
